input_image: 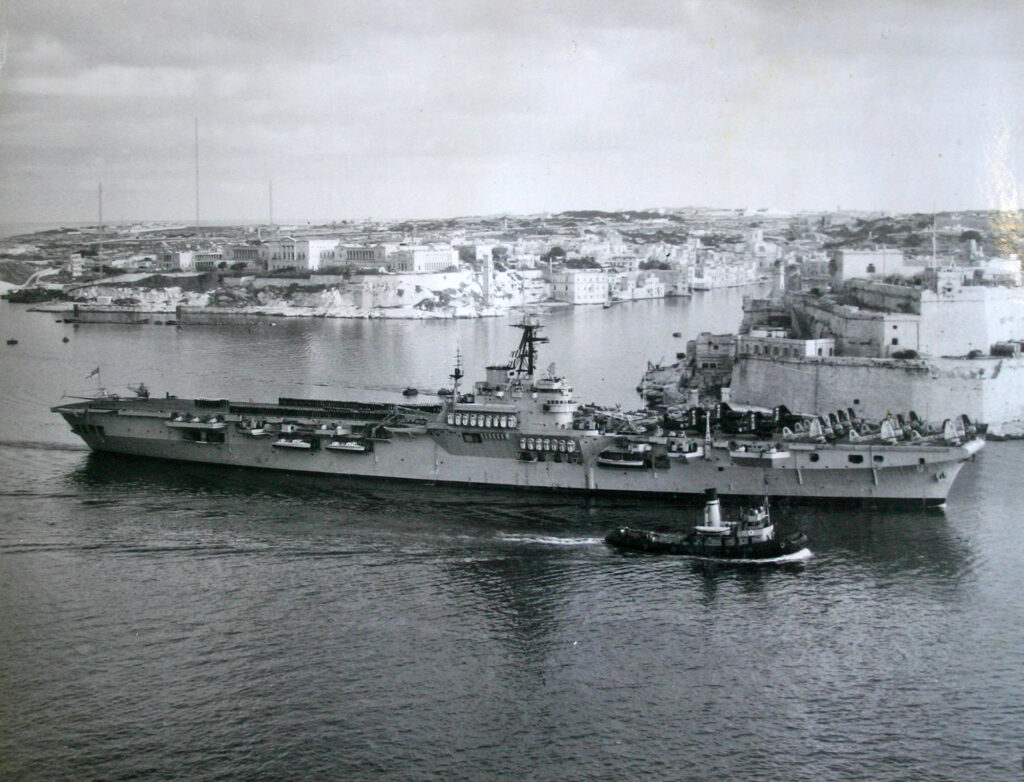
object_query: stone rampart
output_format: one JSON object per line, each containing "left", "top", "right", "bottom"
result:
{"left": 729, "top": 354, "right": 1024, "bottom": 425}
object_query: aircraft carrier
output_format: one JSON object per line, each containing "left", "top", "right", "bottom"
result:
{"left": 53, "top": 318, "right": 983, "bottom": 507}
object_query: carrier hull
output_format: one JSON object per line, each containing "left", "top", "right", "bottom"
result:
{"left": 53, "top": 318, "right": 983, "bottom": 508}
{"left": 53, "top": 396, "right": 981, "bottom": 508}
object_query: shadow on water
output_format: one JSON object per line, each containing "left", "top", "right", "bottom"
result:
{"left": 67, "top": 451, "right": 693, "bottom": 523}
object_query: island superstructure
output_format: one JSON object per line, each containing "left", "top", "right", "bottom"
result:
{"left": 54, "top": 316, "right": 983, "bottom": 507}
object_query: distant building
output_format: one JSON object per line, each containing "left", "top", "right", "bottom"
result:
{"left": 63, "top": 254, "right": 87, "bottom": 278}
{"left": 221, "top": 243, "right": 261, "bottom": 267}
{"left": 387, "top": 244, "right": 459, "bottom": 273}
{"left": 689, "top": 332, "right": 737, "bottom": 372}
{"left": 160, "top": 250, "right": 223, "bottom": 272}
{"left": 549, "top": 269, "right": 609, "bottom": 304}
{"left": 601, "top": 255, "right": 640, "bottom": 273}
{"left": 738, "top": 332, "right": 835, "bottom": 359}
{"left": 609, "top": 271, "right": 666, "bottom": 301}
{"left": 263, "top": 238, "right": 341, "bottom": 272}
{"left": 791, "top": 272, "right": 1024, "bottom": 357}
{"left": 678, "top": 332, "right": 738, "bottom": 392}
{"left": 634, "top": 272, "right": 666, "bottom": 300}
{"left": 833, "top": 248, "right": 910, "bottom": 284}
{"left": 342, "top": 245, "right": 389, "bottom": 269}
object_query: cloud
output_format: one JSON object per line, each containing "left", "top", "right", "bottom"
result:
{"left": 1, "top": 0, "right": 1023, "bottom": 221}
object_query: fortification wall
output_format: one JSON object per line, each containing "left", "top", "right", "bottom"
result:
{"left": 729, "top": 355, "right": 1024, "bottom": 425}
{"left": 919, "top": 287, "right": 1024, "bottom": 355}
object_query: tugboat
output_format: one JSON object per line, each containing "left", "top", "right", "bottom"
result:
{"left": 605, "top": 488, "right": 811, "bottom": 561}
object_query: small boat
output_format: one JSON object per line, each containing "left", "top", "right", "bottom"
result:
{"left": 605, "top": 488, "right": 810, "bottom": 561}
{"left": 6, "top": 339, "right": 17, "bottom": 345}
{"left": 325, "top": 439, "right": 370, "bottom": 453}
{"left": 272, "top": 437, "right": 313, "bottom": 450}
{"left": 402, "top": 387, "right": 419, "bottom": 397}
{"left": 596, "top": 442, "right": 652, "bottom": 468}
{"left": 672, "top": 332, "right": 682, "bottom": 337}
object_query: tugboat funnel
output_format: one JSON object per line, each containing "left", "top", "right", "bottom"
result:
{"left": 703, "top": 487, "right": 722, "bottom": 527}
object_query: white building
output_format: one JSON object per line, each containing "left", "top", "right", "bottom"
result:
{"left": 549, "top": 269, "right": 609, "bottom": 304}
{"left": 833, "top": 248, "right": 909, "bottom": 284}
{"left": 738, "top": 332, "right": 836, "bottom": 359}
{"left": 63, "top": 254, "right": 87, "bottom": 278}
{"left": 387, "top": 245, "right": 459, "bottom": 273}
{"left": 608, "top": 271, "right": 666, "bottom": 301}
{"left": 221, "top": 243, "right": 261, "bottom": 266}
{"left": 262, "top": 238, "right": 341, "bottom": 272}
{"left": 160, "top": 250, "right": 223, "bottom": 272}
{"left": 342, "top": 245, "right": 389, "bottom": 269}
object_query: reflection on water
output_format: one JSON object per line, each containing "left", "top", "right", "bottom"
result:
{"left": 62, "top": 449, "right": 979, "bottom": 587}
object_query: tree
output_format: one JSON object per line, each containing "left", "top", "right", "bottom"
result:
{"left": 639, "top": 260, "right": 670, "bottom": 270}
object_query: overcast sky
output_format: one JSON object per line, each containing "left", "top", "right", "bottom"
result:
{"left": 0, "top": 0, "right": 1021, "bottom": 224}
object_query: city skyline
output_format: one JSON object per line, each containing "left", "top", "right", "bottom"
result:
{"left": 1, "top": 0, "right": 1021, "bottom": 224}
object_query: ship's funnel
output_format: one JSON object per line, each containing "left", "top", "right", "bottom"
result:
{"left": 703, "top": 487, "right": 722, "bottom": 527}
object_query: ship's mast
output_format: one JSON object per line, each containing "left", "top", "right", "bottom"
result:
{"left": 509, "top": 316, "right": 548, "bottom": 379}
{"left": 450, "top": 347, "right": 464, "bottom": 397}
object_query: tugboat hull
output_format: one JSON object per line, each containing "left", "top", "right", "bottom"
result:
{"left": 605, "top": 527, "right": 809, "bottom": 559}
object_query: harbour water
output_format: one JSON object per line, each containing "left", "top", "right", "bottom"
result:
{"left": 1, "top": 292, "right": 1022, "bottom": 780}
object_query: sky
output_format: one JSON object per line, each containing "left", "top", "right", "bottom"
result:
{"left": 0, "top": 0, "right": 1022, "bottom": 224}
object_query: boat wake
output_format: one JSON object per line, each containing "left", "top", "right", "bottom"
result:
{"left": 498, "top": 533, "right": 604, "bottom": 547}
{"left": 688, "top": 547, "right": 813, "bottom": 565}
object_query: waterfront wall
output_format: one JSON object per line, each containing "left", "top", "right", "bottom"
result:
{"left": 729, "top": 355, "right": 1024, "bottom": 425}
{"left": 66, "top": 304, "right": 169, "bottom": 324}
